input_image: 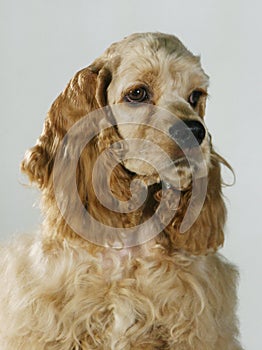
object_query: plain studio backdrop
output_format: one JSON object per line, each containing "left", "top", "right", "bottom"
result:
{"left": 0, "top": 0, "right": 261, "bottom": 349}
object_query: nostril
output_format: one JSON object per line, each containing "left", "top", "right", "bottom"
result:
{"left": 169, "top": 120, "right": 206, "bottom": 147}
{"left": 185, "top": 120, "right": 206, "bottom": 145}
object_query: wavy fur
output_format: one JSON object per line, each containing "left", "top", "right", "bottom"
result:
{"left": 0, "top": 32, "right": 242, "bottom": 349}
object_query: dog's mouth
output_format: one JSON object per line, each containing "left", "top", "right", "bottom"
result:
{"left": 145, "top": 147, "right": 208, "bottom": 191}
{"left": 113, "top": 135, "right": 209, "bottom": 192}
{"left": 124, "top": 154, "right": 207, "bottom": 193}
{"left": 157, "top": 157, "right": 195, "bottom": 191}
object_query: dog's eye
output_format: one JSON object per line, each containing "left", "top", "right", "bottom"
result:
{"left": 188, "top": 90, "right": 203, "bottom": 108}
{"left": 124, "top": 87, "right": 149, "bottom": 103}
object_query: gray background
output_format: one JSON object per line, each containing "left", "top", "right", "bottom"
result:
{"left": 0, "top": 1, "right": 261, "bottom": 349}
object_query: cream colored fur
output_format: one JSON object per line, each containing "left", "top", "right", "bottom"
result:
{"left": 0, "top": 235, "right": 241, "bottom": 349}
{"left": 0, "top": 32, "right": 243, "bottom": 349}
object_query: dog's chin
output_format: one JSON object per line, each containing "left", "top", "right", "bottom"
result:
{"left": 123, "top": 158, "right": 194, "bottom": 191}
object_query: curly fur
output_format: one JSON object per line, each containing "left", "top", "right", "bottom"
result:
{"left": 0, "top": 32, "right": 242, "bottom": 349}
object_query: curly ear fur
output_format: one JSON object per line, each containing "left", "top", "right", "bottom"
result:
{"left": 155, "top": 151, "right": 228, "bottom": 255}
{"left": 21, "top": 63, "right": 110, "bottom": 189}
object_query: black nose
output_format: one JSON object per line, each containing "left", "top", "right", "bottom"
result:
{"left": 169, "top": 120, "right": 206, "bottom": 148}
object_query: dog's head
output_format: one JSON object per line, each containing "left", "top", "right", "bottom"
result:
{"left": 21, "top": 32, "right": 228, "bottom": 254}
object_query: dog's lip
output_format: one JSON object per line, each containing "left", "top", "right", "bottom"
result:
{"left": 159, "top": 178, "right": 188, "bottom": 192}
{"left": 158, "top": 156, "right": 192, "bottom": 173}
{"left": 161, "top": 180, "right": 175, "bottom": 190}
{"left": 172, "top": 145, "right": 203, "bottom": 161}
{"left": 158, "top": 155, "right": 205, "bottom": 191}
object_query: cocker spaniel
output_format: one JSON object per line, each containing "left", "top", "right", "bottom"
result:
{"left": 0, "top": 32, "right": 242, "bottom": 349}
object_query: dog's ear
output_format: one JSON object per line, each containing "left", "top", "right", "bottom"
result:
{"left": 21, "top": 61, "right": 112, "bottom": 189}
{"left": 157, "top": 152, "right": 228, "bottom": 255}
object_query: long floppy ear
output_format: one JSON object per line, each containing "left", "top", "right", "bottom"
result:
{"left": 21, "top": 61, "right": 111, "bottom": 189}
{"left": 156, "top": 151, "right": 229, "bottom": 255}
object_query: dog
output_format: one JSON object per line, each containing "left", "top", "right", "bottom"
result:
{"left": 0, "top": 32, "right": 242, "bottom": 349}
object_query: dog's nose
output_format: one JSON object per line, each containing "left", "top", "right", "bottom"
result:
{"left": 169, "top": 120, "right": 206, "bottom": 147}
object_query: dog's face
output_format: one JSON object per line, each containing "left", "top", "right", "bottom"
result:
{"left": 104, "top": 33, "right": 210, "bottom": 189}
{"left": 21, "top": 32, "right": 227, "bottom": 254}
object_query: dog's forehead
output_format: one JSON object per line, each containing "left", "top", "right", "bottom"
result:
{"left": 106, "top": 32, "right": 191, "bottom": 57}
{"left": 105, "top": 33, "right": 208, "bottom": 103}
{"left": 108, "top": 33, "right": 198, "bottom": 73}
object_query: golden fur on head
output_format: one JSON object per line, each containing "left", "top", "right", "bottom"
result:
{"left": 0, "top": 32, "right": 242, "bottom": 349}
{"left": 21, "top": 32, "right": 224, "bottom": 254}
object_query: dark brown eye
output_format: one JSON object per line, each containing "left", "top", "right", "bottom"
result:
{"left": 188, "top": 90, "right": 203, "bottom": 108}
{"left": 124, "top": 87, "right": 149, "bottom": 103}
